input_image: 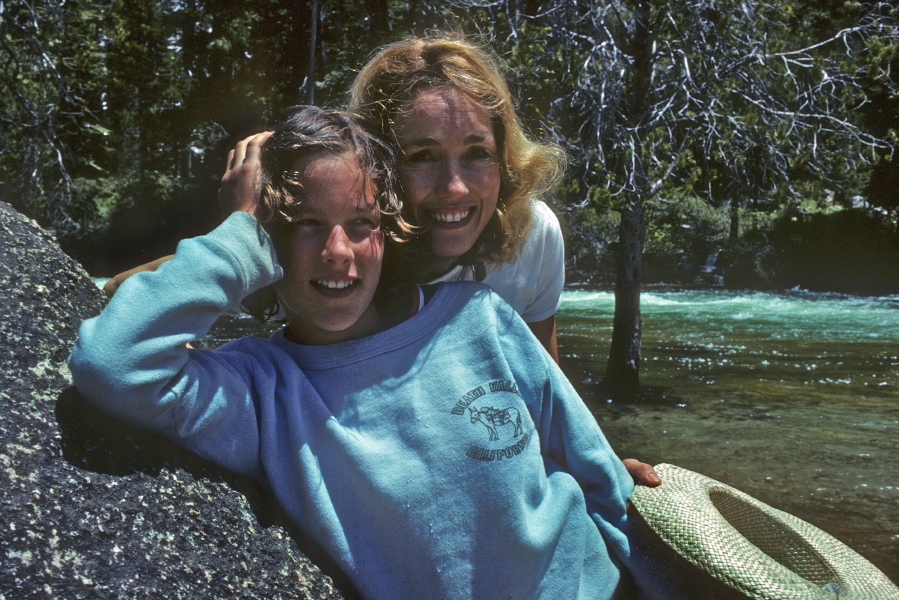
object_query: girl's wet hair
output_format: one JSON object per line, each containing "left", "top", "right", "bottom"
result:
{"left": 349, "top": 32, "right": 566, "bottom": 277}
{"left": 242, "top": 105, "right": 414, "bottom": 321}
{"left": 257, "top": 105, "right": 409, "bottom": 238}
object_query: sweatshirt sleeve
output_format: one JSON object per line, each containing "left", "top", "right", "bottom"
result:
{"left": 536, "top": 363, "right": 635, "bottom": 558}
{"left": 68, "top": 212, "right": 283, "bottom": 477}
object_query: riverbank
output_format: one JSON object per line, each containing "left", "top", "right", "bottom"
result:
{"left": 564, "top": 206, "right": 899, "bottom": 297}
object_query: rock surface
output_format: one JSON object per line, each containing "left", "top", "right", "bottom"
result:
{"left": 0, "top": 202, "right": 346, "bottom": 599}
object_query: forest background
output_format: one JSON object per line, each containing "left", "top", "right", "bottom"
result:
{"left": 2, "top": 0, "right": 898, "bottom": 390}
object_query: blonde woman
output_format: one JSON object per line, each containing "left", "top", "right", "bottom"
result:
{"left": 347, "top": 33, "right": 660, "bottom": 487}
{"left": 349, "top": 34, "right": 568, "bottom": 361}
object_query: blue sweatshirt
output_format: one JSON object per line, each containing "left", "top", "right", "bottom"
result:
{"left": 69, "top": 212, "right": 636, "bottom": 600}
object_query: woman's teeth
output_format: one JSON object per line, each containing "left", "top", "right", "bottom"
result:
{"left": 315, "top": 280, "right": 354, "bottom": 289}
{"left": 428, "top": 208, "right": 471, "bottom": 223}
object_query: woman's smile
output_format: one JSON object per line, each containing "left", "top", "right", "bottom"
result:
{"left": 396, "top": 86, "right": 501, "bottom": 277}
{"left": 426, "top": 206, "right": 476, "bottom": 226}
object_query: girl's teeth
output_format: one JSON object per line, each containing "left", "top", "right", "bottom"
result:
{"left": 429, "top": 208, "right": 470, "bottom": 223}
{"left": 316, "top": 280, "right": 353, "bottom": 289}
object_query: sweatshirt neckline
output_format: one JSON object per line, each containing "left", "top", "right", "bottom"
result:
{"left": 271, "top": 282, "right": 463, "bottom": 369}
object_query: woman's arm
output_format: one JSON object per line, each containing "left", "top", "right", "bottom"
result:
{"left": 103, "top": 255, "right": 173, "bottom": 298}
{"left": 527, "top": 315, "right": 559, "bottom": 363}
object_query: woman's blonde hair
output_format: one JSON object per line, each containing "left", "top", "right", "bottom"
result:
{"left": 348, "top": 33, "right": 566, "bottom": 275}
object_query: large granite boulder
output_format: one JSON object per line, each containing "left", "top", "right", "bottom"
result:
{"left": 0, "top": 202, "right": 346, "bottom": 599}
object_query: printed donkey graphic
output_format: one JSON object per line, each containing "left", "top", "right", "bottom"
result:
{"left": 469, "top": 406, "right": 523, "bottom": 442}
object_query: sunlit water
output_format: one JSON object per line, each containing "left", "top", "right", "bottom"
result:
{"left": 92, "top": 279, "right": 899, "bottom": 582}
{"left": 558, "top": 287, "right": 898, "bottom": 582}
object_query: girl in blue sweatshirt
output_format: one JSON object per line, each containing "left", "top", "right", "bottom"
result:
{"left": 70, "top": 106, "right": 642, "bottom": 599}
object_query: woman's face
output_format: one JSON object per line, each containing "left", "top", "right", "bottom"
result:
{"left": 395, "top": 87, "right": 501, "bottom": 273}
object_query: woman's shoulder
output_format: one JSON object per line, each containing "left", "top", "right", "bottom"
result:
{"left": 508, "top": 199, "right": 563, "bottom": 264}
{"left": 480, "top": 199, "right": 564, "bottom": 320}
{"left": 433, "top": 280, "right": 519, "bottom": 320}
{"left": 527, "top": 199, "right": 562, "bottom": 236}
{"left": 430, "top": 280, "right": 506, "bottom": 311}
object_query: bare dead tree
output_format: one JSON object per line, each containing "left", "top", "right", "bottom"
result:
{"left": 0, "top": 0, "right": 103, "bottom": 236}
{"left": 441, "top": 0, "right": 898, "bottom": 395}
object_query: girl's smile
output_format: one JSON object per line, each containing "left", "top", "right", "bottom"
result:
{"left": 273, "top": 151, "right": 386, "bottom": 345}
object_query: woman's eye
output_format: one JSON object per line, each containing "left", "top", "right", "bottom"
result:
{"left": 404, "top": 150, "right": 438, "bottom": 164}
{"left": 465, "top": 146, "right": 495, "bottom": 161}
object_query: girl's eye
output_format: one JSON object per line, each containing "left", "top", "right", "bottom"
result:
{"left": 351, "top": 217, "right": 379, "bottom": 230}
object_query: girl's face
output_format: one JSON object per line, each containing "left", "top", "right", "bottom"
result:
{"left": 395, "top": 87, "right": 501, "bottom": 278}
{"left": 273, "top": 151, "right": 385, "bottom": 345}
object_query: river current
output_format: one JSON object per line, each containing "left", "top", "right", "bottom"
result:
{"left": 92, "top": 280, "right": 899, "bottom": 583}
{"left": 557, "top": 287, "right": 898, "bottom": 583}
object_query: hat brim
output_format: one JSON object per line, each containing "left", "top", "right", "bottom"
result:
{"left": 628, "top": 464, "right": 899, "bottom": 599}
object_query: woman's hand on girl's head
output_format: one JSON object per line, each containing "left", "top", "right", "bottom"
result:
{"left": 219, "top": 131, "right": 273, "bottom": 219}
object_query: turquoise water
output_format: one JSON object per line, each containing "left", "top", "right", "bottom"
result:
{"left": 557, "top": 287, "right": 898, "bottom": 583}
{"left": 91, "top": 279, "right": 899, "bottom": 582}
{"left": 559, "top": 288, "right": 899, "bottom": 395}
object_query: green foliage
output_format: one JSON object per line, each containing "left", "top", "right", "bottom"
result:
{"left": 568, "top": 194, "right": 735, "bottom": 285}
{"left": 565, "top": 191, "right": 899, "bottom": 293}
{"left": 643, "top": 197, "right": 730, "bottom": 284}
{"left": 564, "top": 206, "right": 619, "bottom": 284}
{"left": 1, "top": 0, "right": 897, "bottom": 284}
{"left": 0, "top": 0, "right": 109, "bottom": 235}
{"left": 766, "top": 208, "right": 899, "bottom": 294}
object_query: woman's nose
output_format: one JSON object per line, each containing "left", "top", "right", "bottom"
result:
{"left": 322, "top": 226, "right": 353, "bottom": 264}
{"left": 437, "top": 161, "right": 470, "bottom": 198}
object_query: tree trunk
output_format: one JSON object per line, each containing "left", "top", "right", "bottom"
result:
{"left": 603, "top": 198, "right": 645, "bottom": 396}
{"left": 603, "top": 2, "right": 651, "bottom": 397}
{"left": 305, "top": 0, "right": 318, "bottom": 105}
{"left": 729, "top": 198, "right": 740, "bottom": 246}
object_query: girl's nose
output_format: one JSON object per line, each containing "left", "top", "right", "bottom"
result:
{"left": 437, "top": 161, "right": 469, "bottom": 198}
{"left": 322, "top": 226, "right": 353, "bottom": 264}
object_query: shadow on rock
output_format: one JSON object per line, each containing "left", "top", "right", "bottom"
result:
{"left": 0, "top": 201, "right": 346, "bottom": 600}
{"left": 58, "top": 386, "right": 248, "bottom": 481}
{"left": 55, "top": 385, "right": 362, "bottom": 599}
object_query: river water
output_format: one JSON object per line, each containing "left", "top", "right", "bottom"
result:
{"left": 94, "top": 280, "right": 899, "bottom": 583}
{"left": 556, "top": 287, "right": 898, "bottom": 583}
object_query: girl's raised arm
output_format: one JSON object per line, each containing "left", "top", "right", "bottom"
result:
{"left": 103, "top": 131, "right": 273, "bottom": 299}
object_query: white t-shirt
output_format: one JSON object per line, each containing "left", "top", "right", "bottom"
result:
{"left": 428, "top": 200, "right": 565, "bottom": 322}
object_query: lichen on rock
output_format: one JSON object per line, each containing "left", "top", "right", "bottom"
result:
{"left": 0, "top": 202, "right": 345, "bottom": 600}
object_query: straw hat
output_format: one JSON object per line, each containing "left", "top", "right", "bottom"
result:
{"left": 628, "top": 464, "right": 899, "bottom": 600}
